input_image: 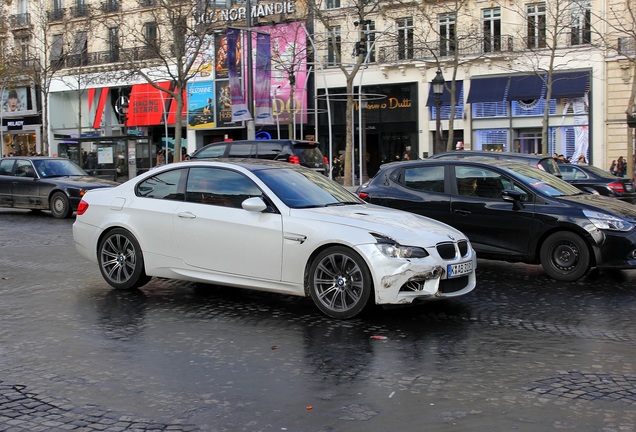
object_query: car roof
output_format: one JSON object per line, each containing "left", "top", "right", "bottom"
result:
{"left": 430, "top": 150, "right": 553, "bottom": 161}
{"left": 378, "top": 157, "right": 528, "bottom": 172}
{"left": 183, "top": 157, "right": 307, "bottom": 172}
{"left": 1, "top": 156, "right": 65, "bottom": 161}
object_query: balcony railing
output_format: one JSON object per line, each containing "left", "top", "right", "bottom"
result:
{"left": 70, "top": 4, "right": 90, "bottom": 18}
{"left": 9, "top": 13, "right": 31, "bottom": 28}
{"left": 376, "top": 35, "right": 515, "bottom": 63}
{"left": 48, "top": 8, "right": 65, "bottom": 22}
{"left": 101, "top": 0, "right": 121, "bottom": 13}
{"left": 50, "top": 46, "right": 161, "bottom": 68}
{"left": 618, "top": 37, "right": 635, "bottom": 57}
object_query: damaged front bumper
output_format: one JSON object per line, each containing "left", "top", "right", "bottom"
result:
{"left": 358, "top": 243, "right": 478, "bottom": 305}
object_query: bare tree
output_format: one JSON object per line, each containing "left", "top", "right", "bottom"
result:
{"left": 593, "top": 0, "right": 636, "bottom": 177}
{"left": 308, "top": 0, "right": 382, "bottom": 186}
{"left": 499, "top": 0, "right": 596, "bottom": 155}
{"left": 93, "top": 0, "right": 222, "bottom": 162}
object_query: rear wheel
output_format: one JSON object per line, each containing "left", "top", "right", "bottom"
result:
{"left": 309, "top": 246, "right": 373, "bottom": 319}
{"left": 50, "top": 191, "right": 72, "bottom": 219}
{"left": 98, "top": 228, "right": 151, "bottom": 290}
{"left": 540, "top": 232, "right": 590, "bottom": 281}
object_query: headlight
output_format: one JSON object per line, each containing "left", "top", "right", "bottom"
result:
{"left": 583, "top": 210, "right": 634, "bottom": 232}
{"left": 372, "top": 234, "right": 429, "bottom": 259}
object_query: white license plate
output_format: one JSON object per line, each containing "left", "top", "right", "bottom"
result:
{"left": 447, "top": 261, "right": 473, "bottom": 278}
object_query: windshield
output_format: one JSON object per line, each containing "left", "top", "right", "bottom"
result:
{"left": 505, "top": 164, "right": 583, "bottom": 197}
{"left": 254, "top": 167, "right": 363, "bottom": 208}
{"left": 32, "top": 159, "right": 88, "bottom": 178}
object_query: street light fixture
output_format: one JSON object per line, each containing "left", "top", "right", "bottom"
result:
{"left": 432, "top": 69, "right": 445, "bottom": 154}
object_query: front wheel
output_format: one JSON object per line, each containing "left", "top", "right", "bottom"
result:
{"left": 98, "top": 228, "right": 151, "bottom": 290}
{"left": 540, "top": 232, "right": 590, "bottom": 282}
{"left": 308, "top": 246, "right": 373, "bottom": 319}
{"left": 50, "top": 191, "right": 72, "bottom": 219}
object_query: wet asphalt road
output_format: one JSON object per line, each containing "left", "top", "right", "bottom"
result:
{"left": 2, "top": 208, "right": 636, "bottom": 431}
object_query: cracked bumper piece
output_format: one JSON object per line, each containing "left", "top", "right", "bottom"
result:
{"left": 357, "top": 244, "right": 478, "bottom": 305}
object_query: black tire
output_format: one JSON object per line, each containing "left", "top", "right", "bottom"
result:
{"left": 540, "top": 231, "right": 591, "bottom": 282}
{"left": 50, "top": 191, "right": 72, "bottom": 219}
{"left": 308, "top": 246, "right": 373, "bottom": 319}
{"left": 98, "top": 228, "right": 151, "bottom": 290}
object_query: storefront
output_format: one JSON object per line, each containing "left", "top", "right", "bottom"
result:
{"left": 1, "top": 86, "right": 42, "bottom": 156}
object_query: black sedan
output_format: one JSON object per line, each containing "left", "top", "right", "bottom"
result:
{"left": 0, "top": 157, "right": 118, "bottom": 218}
{"left": 357, "top": 159, "right": 636, "bottom": 281}
{"left": 558, "top": 163, "right": 636, "bottom": 204}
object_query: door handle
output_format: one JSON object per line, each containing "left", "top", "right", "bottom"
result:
{"left": 453, "top": 209, "right": 471, "bottom": 216}
{"left": 177, "top": 212, "right": 196, "bottom": 219}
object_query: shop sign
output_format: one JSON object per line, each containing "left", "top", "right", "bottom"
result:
{"left": 6, "top": 119, "right": 25, "bottom": 130}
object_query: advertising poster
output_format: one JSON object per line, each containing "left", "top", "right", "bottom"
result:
{"left": 214, "top": 32, "right": 241, "bottom": 80}
{"left": 215, "top": 80, "right": 242, "bottom": 128}
{"left": 1, "top": 87, "right": 28, "bottom": 115}
{"left": 254, "top": 33, "right": 273, "bottom": 125}
{"left": 187, "top": 81, "right": 215, "bottom": 129}
{"left": 186, "top": 34, "right": 214, "bottom": 77}
{"left": 227, "top": 27, "right": 252, "bottom": 122}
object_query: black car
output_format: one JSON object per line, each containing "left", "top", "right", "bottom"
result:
{"left": 558, "top": 163, "right": 636, "bottom": 204}
{"left": 0, "top": 157, "right": 118, "bottom": 218}
{"left": 190, "top": 139, "right": 329, "bottom": 175}
{"left": 430, "top": 150, "right": 562, "bottom": 177}
{"left": 357, "top": 158, "right": 636, "bottom": 281}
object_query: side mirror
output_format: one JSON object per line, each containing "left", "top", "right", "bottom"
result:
{"left": 501, "top": 189, "right": 526, "bottom": 210}
{"left": 242, "top": 196, "right": 268, "bottom": 212}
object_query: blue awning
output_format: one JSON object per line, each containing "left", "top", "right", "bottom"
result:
{"left": 550, "top": 71, "right": 590, "bottom": 99}
{"left": 466, "top": 77, "right": 510, "bottom": 103}
{"left": 508, "top": 75, "right": 545, "bottom": 101}
{"left": 426, "top": 81, "right": 463, "bottom": 106}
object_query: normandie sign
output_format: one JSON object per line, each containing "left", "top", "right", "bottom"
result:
{"left": 209, "top": 1, "right": 296, "bottom": 22}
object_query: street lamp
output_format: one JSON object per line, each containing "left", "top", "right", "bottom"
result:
{"left": 432, "top": 69, "right": 445, "bottom": 154}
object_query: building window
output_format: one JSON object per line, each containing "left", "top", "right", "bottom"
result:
{"left": 74, "top": 0, "right": 88, "bottom": 17}
{"left": 108, "top": 27, "right": 119, "bottom": 62}
{"left": 70, "top": 31, "right": 88, "bottom": 66}
{"left": 327, "top": 25, "right": 341, "bottom": 66}
{"left": 145, "top": 22, "right": 158, "bottom": 49}
{"left": 570, "top": 0, "right": 591, "bottom": 45}
{"left": 18, "top": 37, "right": 30, "bottom": 64}
{"left": 326, "top": 0, "right": 340, "bottom": 8}
{"left": 361, "top": 20, "right": 376, "bottom": 63}
{"left": 483, "top": 8, "right": 501, "bottom": 53}
{"left": 439, "top": 14, "right": 456, "bottom": 57}
{"left": 397, "top": 17, "right": 414, "bottom": 60}
{"left": 51, "top": 33, "right": 64, "bottom": 66}
{"left": 527, "top": 3, "right": 546, "bottom": 49}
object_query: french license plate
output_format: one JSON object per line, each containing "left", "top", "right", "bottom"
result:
{"left": 626, "top": 184, "right": 633, "bottom": 192}
{"left": 447, "top": 261, "right": 473, "bottom": 278}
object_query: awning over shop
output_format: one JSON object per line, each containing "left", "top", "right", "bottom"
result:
{"left": 426, "top": 81, "right": 463, "bottom": 106}
{"left": 466, "top": 77, "right": 510, "bottom": 103}
{"left": 508, "top": 75, "right": 545, "bottom": 101}
{"left": 550, "top": 72, "right": 590, "bottom": 99}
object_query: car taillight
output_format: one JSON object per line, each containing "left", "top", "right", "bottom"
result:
{"left": 608, "top": 182, "right": 626, "bottom": 193}
{"left": 358, "top": 192, "right": 369, "bottom": 200}
{"left": 324, "top": 156, "right": 329, "bottom": 165}
{"left": 289, "top": 155, "right": 300, "bottom": 164}
{"left": 77, "top": 200, "right": 89, "bottom": 215}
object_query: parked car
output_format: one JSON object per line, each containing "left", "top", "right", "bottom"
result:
{"left": 190, "top": 139, "right": 329, "bottom": 175}
{"left": 357, "top": 158, "right": 636, "bottom": 281}
{"left": 0, "top": 156, "right": 118, "bottom": 218}
{"left": 557, "top": 163, "right": 636, "bottom": 204}
{"left": 73, "top": 159, "right": 477, "bottom": 319}
{"left": 430, "top": 150, "right": 562, "bottom": 177}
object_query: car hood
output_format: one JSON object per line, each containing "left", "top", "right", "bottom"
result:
{"left": 558, "top": 194, "right": 636, "bottom": 221}
{"left": 293, "top": 203, "right": 467, "bottom": 246}
{"left": 49, "top": 176, "right": 119, "bottom": 187}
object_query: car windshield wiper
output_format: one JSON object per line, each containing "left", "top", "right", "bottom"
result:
{"left": 325, "top": 201, "right": 361, "bottom": 207}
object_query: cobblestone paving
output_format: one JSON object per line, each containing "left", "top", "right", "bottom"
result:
{"left": 3, "top": 209, "right": 636, "bottom": 431}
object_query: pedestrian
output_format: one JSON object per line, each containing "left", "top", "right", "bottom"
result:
{"left": 576, "top": 155, "right": 587, "bottom": 164}
{"left": 610, "top": 160, "right": 617, "bottom": 176}
{"left": 616, "top": 156, "right": 627, "bottom": 178}
{"left": 156, "top": 149, "right": 165, "bottom": 166}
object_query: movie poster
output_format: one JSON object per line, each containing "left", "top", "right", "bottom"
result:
{"left": 187, "top": 81, "right": 215, "bottom": 129}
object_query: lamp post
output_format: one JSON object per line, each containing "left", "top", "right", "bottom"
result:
{"left": 432, "top": 69, "right": 445, "bottom": 155}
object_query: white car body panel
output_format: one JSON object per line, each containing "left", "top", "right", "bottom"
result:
{"left": 73, "top": 160, "right": 477, "bottom": 313}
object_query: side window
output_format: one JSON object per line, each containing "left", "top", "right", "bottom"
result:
{"left": 196, "top": 144, "right": 227, "bottom": 159}
{"left": 0, "top": 159, "right": 15, "bottom": 176}
{"left": 455, "top": 166, "right": 505, "bottom": 199}
{"left": 256, "top": 142, "right": 284, "bottom": 160}
{"left": 136, "top": 168, "right": 186, "bottom": 200}
{"left": 186, "top": 167, "right": 261, "bottom": 208}
{"left": 402, "top": 165, "right": 445, "bottom": 192}
{"left": 15, "top": 160, "right": 35, "bottom": 178}
{"left": 228, "top": 142, "right": 256, "bottom": 158}
{"left": 559, "top": 165, "right": 575, "bottom": 180}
